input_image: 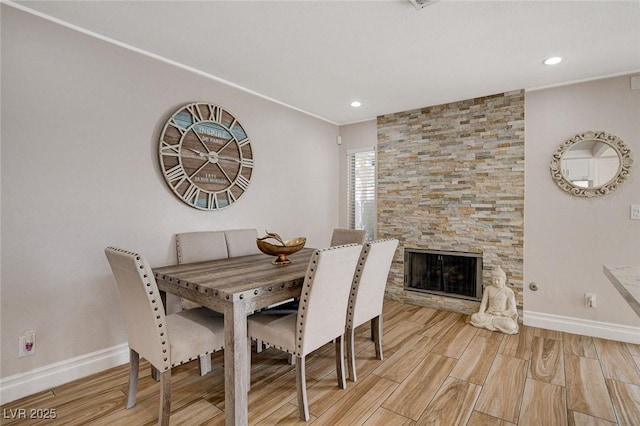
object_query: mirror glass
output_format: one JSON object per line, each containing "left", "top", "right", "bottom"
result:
{"left": 550, "top": 131, "right": 632, "bottom": 197}
{"left": 560, "top": 140, "right": 620, "bottom": 188}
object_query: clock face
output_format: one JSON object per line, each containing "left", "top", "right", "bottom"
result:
{"left": 159, "top": 102, "right": 253, "bottom": 210}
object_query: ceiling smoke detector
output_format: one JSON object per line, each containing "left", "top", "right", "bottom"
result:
{"left": 410, "top": 0, "right": 439, "bottom": 10}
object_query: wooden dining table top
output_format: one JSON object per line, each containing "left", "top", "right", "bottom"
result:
{"left": 153, "top": 247, "right": 315, "bottom": 311}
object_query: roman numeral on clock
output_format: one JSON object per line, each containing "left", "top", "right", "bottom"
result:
{"left": 160, "top": 141, "right": 180, "bottom": 157}
{"left": 235, "top": 175, "right": 250, "bottom": 191}
{"left": 168, "top": 119, "right": 187, "bottom": 135}
{"left": 164, "top": 164, "right": 187, "bottom": 186}
{"left": 183, "top": 184, "right": 200, "bottom": 204}
{"left": 186, "top": 104, "right": 203, "bottom": 122}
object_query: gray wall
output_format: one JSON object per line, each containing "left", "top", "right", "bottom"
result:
{"left": 1, "top": 6, "right": 339, "bottom": 380}
{"left": 524, "top": 75, "right": 640, "bottom": 329}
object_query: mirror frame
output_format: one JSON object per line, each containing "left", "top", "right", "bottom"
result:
{"left": 550, "top": 131, "right": 633, "bottom": 197}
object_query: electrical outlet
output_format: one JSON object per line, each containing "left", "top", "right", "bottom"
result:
{"left": 585, "top": 293, "right": 596, "bottom": 309}
{"left": 631, "top": 204, "right": 640, "bottom": 220}
{"left": 18, "top": 330, "right": 36, "bottom": 357}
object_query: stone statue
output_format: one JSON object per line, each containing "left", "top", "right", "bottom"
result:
{"left": 470, "top": 266, "right": 519, "bottom": 334}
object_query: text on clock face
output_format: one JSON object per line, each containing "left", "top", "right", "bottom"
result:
{"left": 194, "top": 123, "right": 228, "bottom": 139}
{"left": 198, "top": 135, "right": 225, "bottom": 146}
{"left": 193, "top": 174, "right": 227, "bottom": 185}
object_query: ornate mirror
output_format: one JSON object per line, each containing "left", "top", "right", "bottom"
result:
{"left": 550, "top": 131, "right": 633, "bottom": 197}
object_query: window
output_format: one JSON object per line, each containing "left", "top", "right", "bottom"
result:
{"left": 347, "top": 148, "right": 376, "bottom": 241}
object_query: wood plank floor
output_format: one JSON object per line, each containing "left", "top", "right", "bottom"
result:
{"left": 2, "top": 299, "right": 640, "bottom": 425}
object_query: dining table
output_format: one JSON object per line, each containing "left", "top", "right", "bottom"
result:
{"left": 152, "top": 247, "right": 314, "bottom": 426}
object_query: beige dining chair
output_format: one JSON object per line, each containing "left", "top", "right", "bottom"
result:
{"left": 174, "top": 231, "right": 229, "bottom": 375}
{"left": 224, "top": 228, "right": 261, "bottom": 257}
{"left": 268, "top": 229, "right": 367, "bottom": 315}
{"left": 345, "top": 238, "right": 399, "bottom": 382}
{"left": 176, "top": 230, "right": 229, "bottom": 264}
{"left": 105, "top": 247, "right": 225, "bottom": 426}
{"left": 330, "top": 228, "right": 367, "bottom": 246}
{"left": 256, "top": 227, "right": 368, "bottom": 357}
{"left": 247, "top": 244, "right": 362, "bottom": 421}
{"left": 174, "top": 230, "right": 229, "bottom": 310}
{"left": 176, "top": 229, "right": 263, "bottom": 364}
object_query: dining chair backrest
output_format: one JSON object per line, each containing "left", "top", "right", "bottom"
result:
{"left": 330, "top": 228, "right": 367, "bottom": 247}
{"left": 347, "top": 238, "right": 399, "bottom": 329}
{"left": 105, "top": 247, "right": 171, "bottom": 371}
{"left": 224, "top": 228, "right": 261, "bottom": 257}
{"left": 176, "top": 231, "right": 228, "bottom": 264}
{"left": 296, "top": 244, "right": 362, "bottom": 356}
{"left": 106, "top": 246, "right": 225, "bottom": 425}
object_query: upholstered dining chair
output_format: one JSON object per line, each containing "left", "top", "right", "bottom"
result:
{"left": 224, "top": 228, "right": 261, "bottom": 257}
{"left": 174, "top": 230, "right": 228, "bottom": 309}
{"left": 173, "top": 231, "right": 229, "bottom": 375}
{"left": 330, "top": 228, "right": 367, "bottom": 246}
{"left": 266, "top": 228, "right": 367, "bottom": 316}
{"left": 176, "top": 230, "right": 229, "bottom": 265}
{"left": 105, "top": 247, "right": 224, "bottom": 426}
{"left": 256, "top": 228, "right": 368, "bottom": 359}
{"left": 345, "top": 238, "right": 398, "bottom": 382}
{"left": 247, "top": 244, "right": 362, "bottom": 421}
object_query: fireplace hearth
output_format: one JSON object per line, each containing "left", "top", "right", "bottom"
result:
{"left": 404, "top": 249, "right": 483, "bottom": 301}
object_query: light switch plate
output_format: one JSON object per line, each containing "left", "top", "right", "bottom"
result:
{"left": 631, "top": 204, "right": 640, "bottom": 220}
{"left": 631, "top": 75, "right": 640, "bottom": 90}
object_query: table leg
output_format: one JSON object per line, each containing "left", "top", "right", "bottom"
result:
{"left": 224, "top": 300, "right": 248, "bottom": 426}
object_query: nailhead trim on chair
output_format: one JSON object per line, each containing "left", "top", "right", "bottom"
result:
{"left": 175, "top": 236, "right": 190, "bottom": 311}
{"left": 142, "top": 254, "right": 170, "bottom": 370}
{"left": 175, "top": 237, "right": 184, "bottom": 265}
{"left": 352, "top": 250, "right": 366, "bottom": 285}
{"left": 346, "top": 238, "right": 396, "bottom": 328}
{"left": 346, "top": 246, "right": 367, "bottom": 328}
{"left": 106, "top": 247, "right": 171, "bottom": 372}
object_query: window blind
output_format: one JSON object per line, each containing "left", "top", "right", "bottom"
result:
{"left": 347, "top": 148, "right": 376, "bottom": 241}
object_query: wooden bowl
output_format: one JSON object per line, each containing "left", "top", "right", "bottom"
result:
{"left": 256, "top": 237, "right": 306, "bottom": 265}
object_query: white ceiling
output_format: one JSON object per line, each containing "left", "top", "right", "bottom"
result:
{"left": 11, "top": 0, "right": 640, "bottom": 125}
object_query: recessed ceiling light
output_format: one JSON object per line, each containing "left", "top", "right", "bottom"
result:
{"left": 350, "top": 101, "right": 362, "bottom": 108}
{"left": 544, "top": 56, "right": 563, "bottom": 65}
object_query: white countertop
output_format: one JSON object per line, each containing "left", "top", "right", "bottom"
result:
{"left": 603, "top": 265, "right": 640, "bottom": 318}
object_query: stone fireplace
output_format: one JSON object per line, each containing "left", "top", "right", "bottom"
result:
{"left": 376, "top": 90, "right": 525, "bottom": 315}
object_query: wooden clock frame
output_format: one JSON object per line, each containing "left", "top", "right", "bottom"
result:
{"left": 158, "top": 102, "right": 254, "bottom": 210}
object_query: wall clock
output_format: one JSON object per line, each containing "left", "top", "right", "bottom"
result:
{"left": 158, "top": 102, "right": 253, "bottom": 210}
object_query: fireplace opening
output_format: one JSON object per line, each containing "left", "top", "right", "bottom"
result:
{"left": 404, "top": 249, "right": 483, "bottom": 301}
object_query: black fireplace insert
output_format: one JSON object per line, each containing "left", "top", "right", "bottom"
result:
{"left": 404, "top": 249, "right": 483, "bottom": 300}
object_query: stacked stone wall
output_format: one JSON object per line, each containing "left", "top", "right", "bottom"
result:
{"left": 377, "top": 90, "right": 525, "bottom": 314}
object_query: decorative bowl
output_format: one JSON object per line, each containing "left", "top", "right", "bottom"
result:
{"left": 256, "top": 233, "right": 306, "bottom": 265}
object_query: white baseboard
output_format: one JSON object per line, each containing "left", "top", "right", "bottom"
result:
{"left": 0, "top": 343, "right": 129, "bottom": 405}
{"left": 524, "top": 310, "right": 640, "bottom": 344}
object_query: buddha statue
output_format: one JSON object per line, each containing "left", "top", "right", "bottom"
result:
{"left": 470, "top": 266, "right": 519, "bottom": 335}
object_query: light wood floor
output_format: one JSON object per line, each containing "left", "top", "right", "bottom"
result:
{"left": 2, "top": 299, "right": 640, "bottom": 425}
